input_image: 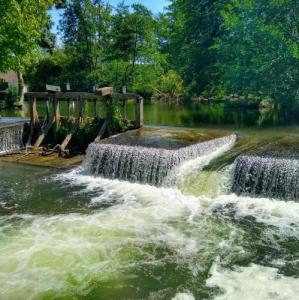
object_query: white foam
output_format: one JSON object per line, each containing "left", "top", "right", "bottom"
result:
{"left": 164, "top": 135, "right": 236, "bottom": 186}
{"left": 1, "top": 172, "right": 243, "bottom": 299}
{"left": 207, "top": 194, "right": 299, "bottom": 238}
{"left": 172, "top": 292, "right": 195, "bottom": 300}
{"left": 206, "top": 263, "right": 299, "bottom": 300}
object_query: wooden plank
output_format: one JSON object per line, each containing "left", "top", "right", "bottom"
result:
{"left": 26, "top": 92, "right": 50, "bottom": 99}
{"left": 57, "top": 92, "right": 99, "bottom": 100}
{"left": 33, "top": 117, "right": 55, "bottom": 149}
{"left": 60, "top": 133, "right": 73, "bottom": 151}
{"left": 95, "top": 87, "right": 113, "bottom": 96}
{"left": 25, "top": 91, "right": 141, "bottom": 101}
{"left": 94, "top": 119, "right": 109, "bottom": 142}
{"left": 25, "top": 92, "right": 100, "bottom": 100}
{"left": 46, "top": 85, "right": 61, "bottom": 92}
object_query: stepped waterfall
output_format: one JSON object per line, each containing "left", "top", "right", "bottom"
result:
{"left": 85, "top": 134, "right": 237, "bottom": 185}
{"left": 0, "top": 125, "right": 24, "bottom": 154}
{"left": 232, "top": 155, "right": 299, "bottom": 200}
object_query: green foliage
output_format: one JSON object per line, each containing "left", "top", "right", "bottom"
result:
{"left": 216, "top": 0, "right": 299, "bottom": 107}
{"left": 162, "top": 0, "right": 229, "bottom": 96}
{"left": 60, "top": 0, "right": 112, "bottom": 90}
{"left": 58, "top": 1, "right": 165, "bottom": 95}
{"left": 6, "top": 84, "right": 19, "bottom": 107}
{"left": 8, "top": 0, "right": 298, "bottom": 111}
{"left": 157, "top": 70, "right": 184, "bottom": 97}
{"left": 0, "top": 0, "right": 56, "bottom": 72}
{"left": 26, "top": 50, "right": 67, "bottom": 91}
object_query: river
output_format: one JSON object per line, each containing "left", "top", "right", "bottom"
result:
{"left": 0, "top": 101, "right": 298, "bottom": 299}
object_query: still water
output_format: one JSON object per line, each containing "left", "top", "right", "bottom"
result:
{"left": 0, "top": 102, "right": 299, "bottom": 299}
{"left": 1, "top": 100, "right": 299, "bottom": 128}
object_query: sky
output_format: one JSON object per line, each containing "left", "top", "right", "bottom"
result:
{"left": 50, "top": 0, "right": 169, "bottom": 37}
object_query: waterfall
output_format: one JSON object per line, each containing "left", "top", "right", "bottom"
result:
{"left": 0, "top": 125, "right": 24, "bottom": 154}
{"left": 232, "top": 156, "right": 299, "bottom": 200}
{"left": 85, "top": 134, "right": 236, "bottom": 185}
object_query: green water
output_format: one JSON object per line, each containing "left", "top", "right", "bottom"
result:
{"left": 0, "top": 102, "right": 299, "bottom": 299}
{"left": 1, "top": 100, "right": 299, "bottom": 128}
{"left": 1, "top": 159, "right": 299, "bottom": 299}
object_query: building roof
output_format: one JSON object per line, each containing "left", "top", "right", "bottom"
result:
{"left": 0, "top": 71, "right": 18, "bottom": 83}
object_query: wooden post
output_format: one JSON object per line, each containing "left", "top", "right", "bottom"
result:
{"left": 135, "top": 96, "right": 144, "bottom": 128}
{"left": 67, "top": 99, "right": 71, "bottom": 120}
{"left": 93, "top": 99, "right": 97, "bottom": 118}
{"left": 78, "top": 96, "right": 84, "bottom": 122}
{"left": 45, "top": 99, "right": 50, "bottom": 122}
{"left": 28, "top": 96, "right": 39, "bottom": 146}
{"left": 53, "top": 95, "right": 60, "bottom": 131}
{"left": 29, "top": 96, "right": 38, "bottom": 125}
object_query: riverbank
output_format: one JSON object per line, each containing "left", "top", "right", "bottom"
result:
{"left": 2, "top": 149, "right": 84, "bottom": 169}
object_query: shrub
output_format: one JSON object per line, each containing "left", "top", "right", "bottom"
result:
{"left": 6, "top": 84, "right": 19, "bottom": 107}
{"left": 157, "top": 70, "right": 184, "bottom": 97}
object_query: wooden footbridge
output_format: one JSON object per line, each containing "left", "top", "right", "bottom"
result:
{"left": 24, "top": 87, "right": 144, "bottom": 154}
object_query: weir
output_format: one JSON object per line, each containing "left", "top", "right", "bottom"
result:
{"left": 232, "top": 155, "right": 299, "bottom": 200}
{"left": 0, "top": 118, "right": 26, "bottom": 154}
{"left": 25, "top": 89, "right": 144, "bottom": 152}
{"left": 85, "top": 134, "right": 237, "bottom": 185}
{"left": 0, "top": 125, "right": 24, "bottom": 154}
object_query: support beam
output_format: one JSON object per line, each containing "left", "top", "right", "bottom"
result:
{"left": 93, "top": 99, "right": 97, "bottom": 118}
{"left": 33, "top": 117, "right": 55, "bottom": 149}
{"left": 135, "top": 97, "right": 144, "bottom": 128}
{"left": 53, "top": 95, "right": 60, "bottom": 131}
{"left": 29, "top": 96, "right": 38, "bottom": 126}
{"left": 28, "top": 96, "right": 39, "bottom": 146}
{"left": 67, "top": 99, "right": 71, "bottom": 120}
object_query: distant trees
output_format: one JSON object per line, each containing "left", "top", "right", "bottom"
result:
{"left": 163, "top": 0, "right": 299, "bottom": 106}
{"left": 1, "top": 0, "right": 298, "bottom": 107}
{"left": 216, "top": 0, "right": 299, "bottom": 107}
{"left": 0, "top": 0, "right": 56, "bottom": 103}
{"left": 162, "top": 0, "right": 229, "bottom": 96}
{"left": 35, "top": 0, "right": 172, "bottom": 98}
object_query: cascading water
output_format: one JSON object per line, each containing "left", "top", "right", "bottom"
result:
{"left": 85, "top": 134, "right": 237, "bottom": 185}
{"left": 0, "top": 124, "right": 24, "bottom": 154}
{"left": 1, "top": 126, "right": 299, "bottom": 300}
{"left": 232, "top": 155, "right": 299, "bottom": 200}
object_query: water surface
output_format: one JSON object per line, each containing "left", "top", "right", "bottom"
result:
{"left": 0, "top": 102, "right": 299, "bottom": 299}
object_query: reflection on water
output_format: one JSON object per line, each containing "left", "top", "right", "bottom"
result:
{"left": 1, "top": 101, "right": 299, "bottom": 128}
{"left": 126, "top": 102, "right": 298, "bottom": 128}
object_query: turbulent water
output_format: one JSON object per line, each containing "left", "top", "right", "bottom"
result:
{"left": 233, "top": 156, "right": 299, "bottom": 200}
{"left": 85, "top": 135, "right": 236, "bottom": 185}
{"left": 0, "top": 125, "right": 23, "bottom": 154}
{"left": 1, "top": 132, "right": 299, "bottom": 299}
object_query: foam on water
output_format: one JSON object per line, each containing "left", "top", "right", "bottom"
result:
{"left": 207, "top": 263, "right": 299, "bottom": 300}
{"left": 1, "top": 131, "right": 299, "bottom": 299}
{"left": 0, "top": 173, "right": 244, "bottom": 299}
{"left": 172, "top": 292, "right": 195, "bottom": 300}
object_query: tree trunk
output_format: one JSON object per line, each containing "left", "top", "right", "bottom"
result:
{"left": 17, "top": 71, "right": 25, "bottom": 106}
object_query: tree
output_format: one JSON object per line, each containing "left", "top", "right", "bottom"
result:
{"left": 164, "top": 0, "right": 229, "bottom": 96}
{"left": 60, "top": 0, "right": 112, "bottom": 90}
{"left": 0, "top": 0, "right": 56, "bottom": 103}
{"left": 109, "top": 2, "right": 164, "bottom": 93}
{"left": 216, "top": 0, "right": 299, "bottom": 107}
